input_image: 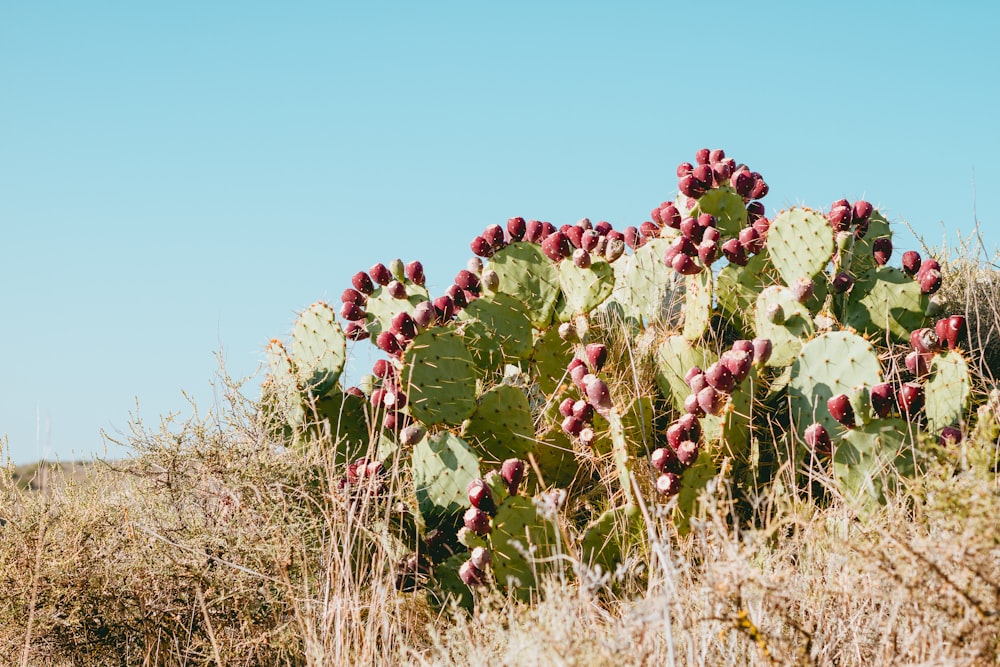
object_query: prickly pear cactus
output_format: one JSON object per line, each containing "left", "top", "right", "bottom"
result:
{"left": 412, "top": 432, "right": 481, "bottom": 527}
{"left": 925, "top": 350, "right": 971, "bottom": 432}
{"left": 767, "top": 208, "right": 835, "bottom": 286}
{"left": 489, "top": 494, "right": 560, "bottom": 600}
{"left": 402, "top": 327, "right": 478, "bottom": 426}
{"left": 291, "top": 302, "right": 347, "bottom": 398}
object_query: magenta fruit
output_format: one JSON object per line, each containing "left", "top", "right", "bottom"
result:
{"left": 562, "top": 415, "right": 583, "bottom": 436}
{"left": 697, "top": 385, "right": 725, "bottom": 416}
{"left": 558, "top": 397, "right": 576, "bottom": 418}
{"left": 676, "top": 162, "right": 694, "bottom": 178}
{"left": 684, "top": 392, "right": 705, "bottom": 417}
{"left": 695, "top": 147, "right": 711, "bottom": 165}
{"left": 651, "top": 447, "right": 678, "bottom": 473}
{"left": 586, "top": 377, "right": 613, "bottom": 411}
{"left": 872, "top": 237, "right": 892, "bottom": 266}
{"left": 827, "top": 199, "right": 853, "bottom": 231}
{"left": 751, "top": 338, "right": 773, "bottom": 365}
{"left": 827, "top": 394, "right": 855, "bottom": 428}
{"left": 341, "top": 301, "right": 365, "bottom": 322}
{"left": 943, "top": 315, "right": 966, "bottom": 350}
{"left": 902, "top": 250, "right": 922, "bottom": 277}
{"left": 939, "top": 426, "right": 963, "bottom": 447}
{"left": 832, "top": 272, "right": 854, "bottom": 294}
{"left": 501, "top": 458, "right": 525, "bottom": 495}
{"left": 352, "top": 270, "right": 375, "bottom": 295}
{"left": 656, "top": 472, "right": 682, "bottom": 497}
{"left": 386, "top": 280, "right": 407, "bottom": 299}
{"left": 405, "top": 260, "right": 425, "bottom": 286}
{"left": 720, "top": 350, "right": 752, "bottom": 384}
{"left": 370, "top": 263, "right": 392, "bottom": 286}
{"left": 792, "top": 277, "right": 814, "bottom": 303}
{"left": 919, "top": 269, "right": 942, "bottom": 294}
{"left": 739, "top": 226, "right": 763, "bottom": 254}
{"left": 804, "top": 422, "right": 832, "bottom": 456}
{"left": 345, "top": 322, "right": 369, "bottom": 341}
{"left": 585, "top": 343, "right": 608, "bottom": 372}
{"left": 675, "top": 440, "right": 700, "bottom": 467}
{"left": 897, "top": 382, "right": 925, "bottom": 416}
{"left": 704, "top": 361, "right": 736, "bottom": 393}
{"left": 870, "top": 383, "right": 896, "bottom": 418}
{"left": 573, "top": 248, "right": 591, "bottom": 268}
{"left": 572, "top": 399, "right": 593, "bottom": 422}
{"left": 458, "top": 559, "right": 485, "bottom": 586}
{"left": 482, "top": 224, "right": 505, "bottom": 250}
{"left": 722, "top": 238, "right": 748, "bottom": 266}
{"left": 853, "top": 200, "right": 873, "bottom": 225}
{"left": 341, "top": 287, "right": 366, "bottom": 306}
{"left": 910, "top": 328, "right": 941, "bottom": 355}
{"left": 749, "top": 174, "right": 768, "bottom": 199}
{"left": 905, "top": 350, "right": 929, "bottom": 378}
{"left": 672, "top": 253, "right": 702, "bottom": 275}
{"left": 413, "top": 301, "right": 436, "bottom": 328}
{"left": 731, "top": 168, "right": 754, "bottom": 198}
{"left": 698, "top": 238, "right": 720, "bottom": 265}
{"left": 541, "top": 231, "right": 572, "bottom": 262}
{"left": 507, "top": 216, "right": 526, "bottom": 241}
{"left": 467, "top": 479, "right": 495, "bottom": 513}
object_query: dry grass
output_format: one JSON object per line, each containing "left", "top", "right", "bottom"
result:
{"left": 3, "top": 242, "right": 1000, "bottom": 666}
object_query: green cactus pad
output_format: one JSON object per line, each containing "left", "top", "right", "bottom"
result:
{"left": 431, "top": 553, "right": 475, "bottom": 611}
{"left": 364, "top": 283, "right": 430, "bottom": 338}
{"left": 487, "top": 242, "right": 561, "bottom": 328}
{"left": 461, "top": 384, "right": 536, "bottom": 463}
{"left": 310, "top": 388, "right": 371, "bottom": 462}
{"left": 847, "top": 210, "right": 892, "bottom": 278}
{"left": 412, "top": 432, "right": 481, "bottom": 527}
{"left": 693, "top": 186, "right": 747, "bottom": 237}
{"left": 834, "top": 418, "right": 917, "bottom": 512}
{"left": 925, "top": 350, "right": 971, "bottom": 432}
{"left": 530, "top": 428, "right": 581, "bottom": 490}
{"left": 753, "top": 285, "right": 815, "bottom": 367}
{"left": 683, "top": 269, "right": 713, "bottom": 341}
{"left": 654, "top": 336, "right": 713, "bottom": 412}
{"left": 531, "top": 326, "right": 574, "bottom": 397}
{"left": 789, "top": 330, "right": 882, "bottom": 440}
{"left": 557, "top": 258, "right": 615, "bottom": 318}
{"left": 843, "top": 266, "right": 928, "bottom": 342}
{"left": 490, "top": 494, "right": 560, "bottom": 600}
{"left": 401, "top": 327, "right": 478, "bottom": 426}
{"left": 766, "top": 208, "right": 835, "bottom": 286}
{"left": 264, "top": 339, "right": 305, "bottom": 430}
{"left": 674, "top": 450, "right": 717, "bottom": 534}
{"left": 291, "top": 302, "right": 346, "bottom": 398}
{"left": 717, "top": 251, "right": 778, "bottom": 335}
{"left": 580, "top": 505, "right": 640, "bottom": 575}
{"left": 612, "top": 235, "right": 679, "bottom": 323}
{"left": 459, "top": 292, "right": 534, "bottom": 375}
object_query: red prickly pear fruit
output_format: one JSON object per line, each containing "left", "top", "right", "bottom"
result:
{"left": 872, "top": 237, "right": 892, "bottom": 266}
{"left": 672, "top": 252, "right": 702, "bottom": 275}
{"left": 413, "top": 301, "right": 436, "bottom": 328}
{"left": 650, "top": 206, "right": 663, "bottom": 225}
{"left": 697, "top": 385, "right": 725, "bottom": 416}
{"left": 910, "top": 328, "right": 941, "bottom": 355}
{"left": 345, "top": 322, "right": 369, "bottom": 340}
{"left": 573, "top": 248, "right": 591, "bottom": 268}
{"left": 541, "top": 231, "right": 571, "bottom": 262}
{"left": 902, "top": 251, "right": 922, "bottom": 277}
{"left": 804, "top": 422, "right": 832, "bottom": 456}
{"left": 386, "top": 280, "right": 407, "bottom": 299}
{"left": 832, "top": 272, "right": 854, "bottom": 294}
{"left": 702, "top": 226, "right": 721, "bottom": 244}
{"left": 604, "top": 237, "right": 626, "bottom": 262}
{"left": 640, "top": 221, "right": 662, "bottom": 240}
{"left": 688, "top": 372, "right": 707, "bottom": 394}
{"left": 586, "top": 378, "right": 612, "bottom": 411}
{"left": 341, "top": 301, "right": 366, "bottom": 321}
{"left": 581, "top": 229, "right": 600, "bottom": 251}
{"left": 558, "top": 397, "right": 576, "bottom": 418}
{"left": 669, "top": 414, "right": 702, "bottom": 447}
{"left": 369, "top": 388, "right": 386, "bottom": 408}
{"left": 739, "top": 226, "right": 764, "bottom": 254}
{"left": 593, "top": 220, "right": 613, "bottom": 235}
{"left": 935, "top": 318, "right": 949, "bottom": 347}
{"left": 399, "top": 424, "right": 426, "bottom": 447}
{"left": 676, "top": 162, "right": 694, "bottom": 178}
{"left": 666, "top": 422, "right": 685, "bottom": 449}
{"left": 454, "top": 269, "right": 480, "bottom": 292}
{"left": 370, "top": 263, "right": 392, "bottom": 286}
{"left": 684, "top": 392, "right": 706, "bottom": 417}
{"left": 656, "top": 472, "right": 682, "bottom": 497}
{"left": 684, "top": 365, "right": 704, "bottom": 386}
{"left": 391, "top": 311, "right": 417, "bottom": 339}
{"left": 624, "top": 226, "right": 640, "bottom": 250}
{"left": 750, "top": 175, "right": 768, "bottom": 200}
{"left": 678, "top": 174, "right": 704, "bottom": 198}
{"left": 721, "top": 350, "right": 752, "bottom": 384}
{"left": 939, "top": 426, "right": 963, "bottom": 447}
{"left": 827, "top": 199, "right": 853, "bottom": 231}
{"left": 746, "top": 201, "right": 766, "bottom": 221}
{"left": 564, "top": 224, "right": 585, "bottom": 249}
{"left": 562, "top": 415, "right": 583, "bottom": 436}
{"left": 433, "top": 295, "right": 455, "bottom": 321}
{"left": 579, "top": 427, "right": 596, "bottom": 447}
{"left": 709, "top": 148, "right": 725, "bottom": 163}
{"left": 897, "top": 382, "right": 925, "bottom": 416}
{"left": 341, "top": 287, "right": 367, "bottom": 306}
{"left": 585, "top": 343, "right": 608, "bottom": 372}
{"left": 344, "top": 386, "right": 365, "bottom": 399}
{"left": 447, "top": 284, "right": 468, "bottom": 309}
{"left": 467, "top": 479, "right": 495, "bottom": 512}
{"left": 698, "top": 239, "right": 720, "bottom": 265}
{"left": 792, "top": 277, "right": 815, "bottom": 303}
{"left": 827, "top": 393, "right": 856, "bottom": 428}
{"left": 853, "top": 200, "right": 873, "bottom": 225}
{"left": 697, "top": 213, "right": 716, "bottom": 231}
{"left": 695, "top": 147, "right": 711, "bottom": 165}
{"left": 905, "top": 350, "right": 929, "bottom": 377}
{"left": 405, "top": 261, "right": 425, "bottom": 286}
{"left": 352, "top": 271, "right": 375, "bottom": 295}
{"left": 470, "top": 235, "right": 493, "bottom": 257}
{"left": 469, "top": 546, "right": 492, "bottom": 572}
{"left": 659, "top": 203, "right": 681, "bottom": 229}
{"left": 679, "top": 216, "right": 701, "bottom": 242}
{"left": 918, "top": 258, "right": 941, "bottom": 278}
{"left": 731, "top": 168, "right": 754, "bottom": 198}
{"left": 501, "top": 459, "right": 525, "bottom": 495}
{"left": 372, "top": 358, "right": 392, "bottom": 378}
{"left": 569, "top": 363, "right": 588, "bottom": 390}
{"left": 722, "top": 238, "right": 748, "bottom": 266}
{"left": 713, "top": 160, "right": 734, "bottom": 183}
{"left": 705, "top": 361, "right": 736, "bottom": 393}
{"left": 752, "top": 338, "right": 773, "bottom": 366}
{"left": 732, "top": 339, "right": 754, "bottom": 356}
{"left": 524, "top": 219, "right": 544, "bottom": 243}
{"left": 651, "top": 447, "right": 678, "bottom": 473}
{"left": 458, "top": 560, "right": 486, "bottom": 587}
{"left": 752, "top": 216, "right": 771, "bottom": 240}
{"left": 507, "top": 216, "right": 527, "bottom": 241}
{"left": 482, "top": 224, "right": 505, "bottom": 250}
{"left": 463, "top": 507, "right": 491, "bottom": 536}
{"left": 870, "top": 383, "right": 896, "bottom": 418}
{"left": 692, "top": 164, "right": 713, "bottom": 188}
{"left": 572, "top": 399, "right": 593, "bottom": 422}
{"left": 944, "top": 315, "right": 966, "bottom": 350}
{"left": 920, "top": 269, "right": 942, "bottom": 294}
{"left": 675, "top": 440, "right": 700, "bottom": 467}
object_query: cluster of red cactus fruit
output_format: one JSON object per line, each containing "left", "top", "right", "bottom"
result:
{"left": 806, "top": 314, "right": 968, "bottom": 456}
{"left": 650, "top": 148, "right": 771, "bottom": 276}
{"left": 651, "top": 338, "right": 773, "bottom": 497}
{"left": 470, "top": 216, "right": 628, "bottom": 266}
{"left": 337, "top": 456, "right": 388, "bottom": 495}
{"left": 558, "top": 344, "right": 611, "bottom": 446}
{"left": 901, "top": 250, "right": 944, "bottom": 295}
{"left": 458, "top": 459, "right": 525, "bottom": 586}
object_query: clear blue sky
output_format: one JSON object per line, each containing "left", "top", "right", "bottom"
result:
{"left": 2, "top": 2, "right": 998, "bottom": 464}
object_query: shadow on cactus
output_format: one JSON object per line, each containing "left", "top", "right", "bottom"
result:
{"left": 261, "top": 146, "right": 977, "bottom": 609}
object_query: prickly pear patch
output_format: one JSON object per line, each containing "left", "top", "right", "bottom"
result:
{"left": 402, "top": 327, "right": 478, "bottom": 426}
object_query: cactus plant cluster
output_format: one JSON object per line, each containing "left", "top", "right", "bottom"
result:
{"left": 263, "top": 146, "right": 981, "bottom": 608}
